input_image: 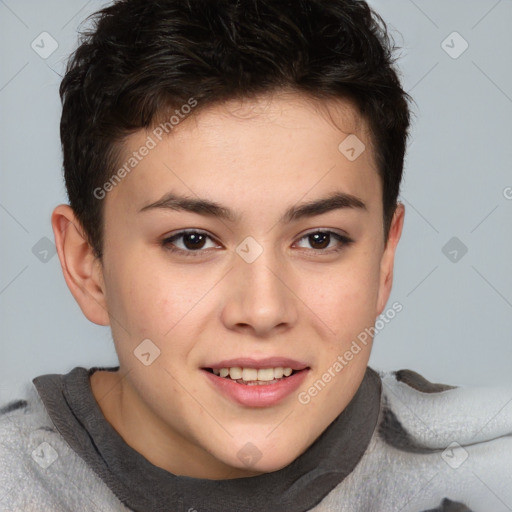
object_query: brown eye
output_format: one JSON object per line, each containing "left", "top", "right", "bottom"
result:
{"left": 308, "top": 232, "right": 331, "bottom": 250}
{"left": 181, "top": 232, "right": 207, "bottom": 250}
{"left": 295, "top": 230, "right": 353, "bottom": 253}
{"left": 162, "top": 230, "right": 220, "bottom": 256}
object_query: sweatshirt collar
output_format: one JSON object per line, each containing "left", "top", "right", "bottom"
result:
{"left": 34, "top": 365, "right": 381, "bottom": 512}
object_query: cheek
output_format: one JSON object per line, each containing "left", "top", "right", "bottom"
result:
{"left": 305, "top": 252, "right": 381, "bottom": 339}
{"left": 103, "top": 250, "right": 200, "bottom": 341}
{"left": 129, "top": 272, "right": 202, "bottom": 338}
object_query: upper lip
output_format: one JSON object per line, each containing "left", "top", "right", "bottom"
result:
{"left": 203, "top": 357, "right": 309, "bottom": 371}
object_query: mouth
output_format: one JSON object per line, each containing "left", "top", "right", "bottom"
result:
{"left": 202, "top": 366, "right": 304, "bottom": 385}
{"left": 201, "top": 360, "right": 310, "bottom": 407}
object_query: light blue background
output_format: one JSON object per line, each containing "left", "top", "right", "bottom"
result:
{"left": 1, "top": 0, "right": 511, "bottom": 402}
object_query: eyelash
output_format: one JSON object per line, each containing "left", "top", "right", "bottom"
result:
{"left": 161, "top": 229, "right": 354, "bottom": 258}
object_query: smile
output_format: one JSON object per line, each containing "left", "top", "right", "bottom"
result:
{"left": 206, "top": 366, "right": 296, "bottom": 384}
{"left": 202, "top": 366, "right": 310, "bottom": 407}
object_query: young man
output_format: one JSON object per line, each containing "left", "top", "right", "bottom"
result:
{"left": 1, "top": 0, "right": 511, "bottom": 511}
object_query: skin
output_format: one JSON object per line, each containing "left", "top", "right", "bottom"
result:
{"left": 51, "top": 90, "right": 404, "bottom": 480}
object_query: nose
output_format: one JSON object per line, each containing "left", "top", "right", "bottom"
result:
{"left": 220, "top": 247, "right": 299, "bottom": 337}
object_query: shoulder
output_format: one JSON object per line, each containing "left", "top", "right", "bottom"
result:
{"left": 0, "top": 377, "right": 128, "bottom": 512}
{"left": 0, "top": 384, "right": 59, "bottom": 466}
{"left": 0, "top": 384, "right": 62, "bottom": 509}
{"left": 372, "top": 368, "right": 512, "bottom": 511}
{"left": 378, "top": 368, "right": 512, "bottom": 451}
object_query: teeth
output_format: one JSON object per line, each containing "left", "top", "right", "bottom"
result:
{"left": 230, "top": 367, "right": 243, "bottom": 380}
{"left": 274, "top": 367, "right": 284, "bottom": 379}
{"left": 211, "top": 366, "right": 296, "bottom": 381}
{"left": 242, "top": 368, "right": 258, "bottom": 381}
{"left": 257, "top": 368, "right": 275, "bottom": 381}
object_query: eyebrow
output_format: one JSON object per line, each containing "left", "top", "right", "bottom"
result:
{"left": 138, "top": 190, "right": 367, "bottom": 223}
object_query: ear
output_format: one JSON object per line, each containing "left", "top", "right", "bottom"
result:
{"left": 51, "top": 204, "right": 110, "bottom": 326}
{"left": 376, "top": 202, "right": 405, "bottom": 316}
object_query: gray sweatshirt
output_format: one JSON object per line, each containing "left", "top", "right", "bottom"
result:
{"left": 1, "top": 365, "right": 511, "bottom": 511}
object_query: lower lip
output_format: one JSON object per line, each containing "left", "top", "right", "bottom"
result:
{"left": 202, "top": 369, "right": 310, "bottom": 408}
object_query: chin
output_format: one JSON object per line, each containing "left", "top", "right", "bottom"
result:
{"left": 221, "top": 437, "right": 305, "bottom": 475}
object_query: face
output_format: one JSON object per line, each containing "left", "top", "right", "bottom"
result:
{"left": 56, "top": 90, "right": 404, "bottom": 479}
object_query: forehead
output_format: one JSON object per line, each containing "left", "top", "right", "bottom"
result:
{"left": 107, "top": 91, "right": 380, "bottom": 218}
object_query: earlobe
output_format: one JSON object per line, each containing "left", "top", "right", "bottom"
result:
{"left": 375, "top": 203, "right": 405, "bottom": 316}
{"left": 51, "top": 204, "right": 110, "bottom": 326}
